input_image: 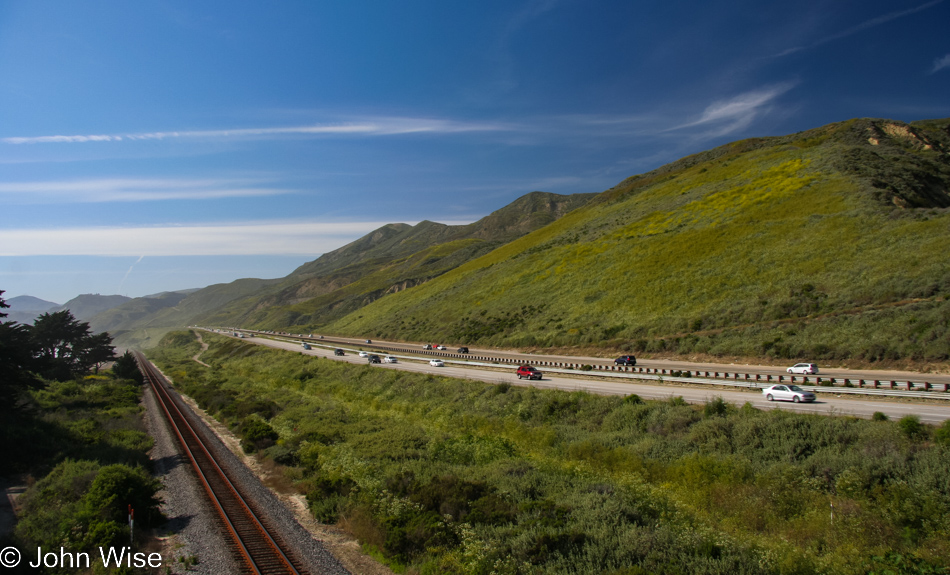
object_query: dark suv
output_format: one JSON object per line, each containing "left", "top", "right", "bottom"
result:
{"left": 368, "top": 354, "right": 381, "bottom": 363}
{"left": 457, "top": 347, "right": 469, "bottom": 353}
{"left": 516, "top": 365, "right": 543, "bottom": 380}
{"left": 614, "top": 355, "right": 637, "bottom": 366}
{"left": 334, "top": 349, "right": 345, "bottom": 356}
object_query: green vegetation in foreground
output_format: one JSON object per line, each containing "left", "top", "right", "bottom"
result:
{"left": 0, "top": 369, "right": 162, "bottom": 573}
{"left": 320, "top": 118, "right": 950, "bottom": 367}
{"left": 151, "top": 330, "right": 950, "bottom": 574}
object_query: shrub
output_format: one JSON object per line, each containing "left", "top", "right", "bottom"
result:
{"left": 492, "top": 382, "right": 512, "bottom": 395}
{"left": 934, "top": 420, "right": 950, "bottom": 445}
{"left": 15, "top": 461, "right": 162, "bottom": 552}
{"left": 704, "top": 396, "right": 728, "bottom": 417}
{"left": 240, "top": 416, "right": 279, "bottom": 453}
{"left": 898, "top": 415, "right": 927, "bottom": 440}
{"left": 872, "top": 411, "right": 889, "bottom": 422}
{"left": 624, "top": 393, "right": 643, "bottom": 404}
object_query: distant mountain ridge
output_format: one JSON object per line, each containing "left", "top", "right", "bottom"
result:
{"left": 54, "top": 294, "right": 132, "bottom": 321}
{"left": 4, "top": 295, "right": 60, "bottom": 325}
{"left": 88, "top": 279, "right": 282, "bottom": 350}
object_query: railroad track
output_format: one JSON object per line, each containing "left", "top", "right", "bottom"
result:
{"left": 136, "top": 352, "right": 309, "bottom": 575}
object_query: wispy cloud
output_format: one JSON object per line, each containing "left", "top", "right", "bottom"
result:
{"left": 668, "top": 83, "right": 796, "bottom": 138}
{"left": 774, "top": 0, "right": 945, "bottom": 57}
{"left": 932, "top": 53, "right": 950, "bottom": 73}
{"left": 0, "top": 177, "right": 292, "bottom": 203}
{"left": 1, "top": 116, "right": 512, "bottom": 145}
{"left": 0, "top": 220, "right": 407, "bottom": 256}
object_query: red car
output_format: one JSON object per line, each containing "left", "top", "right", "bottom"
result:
{"left": 516, "top": 365, "right": 543, "bottom": 380}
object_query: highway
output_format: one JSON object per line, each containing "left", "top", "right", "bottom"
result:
{"left": 213, "top": 331, "right": 950, "bottom": 425}
{"left": 286, "top": 334, "right": 950, "bottom": 386}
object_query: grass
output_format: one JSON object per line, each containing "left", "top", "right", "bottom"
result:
{"left": 149, "top": 330, "right": 950, "bottom": 574}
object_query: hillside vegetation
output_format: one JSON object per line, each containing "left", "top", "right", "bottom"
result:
{"left": 200, "top": 191, "right": 595, "bottom": 329}
{"left": 91, "top": 279, "right": 281, "bottom": 350}
{"left": 318, "top": 118, "right": 950, "bottom": 366}
{"left": 86, "top": 191, "right": 593, "bottom": 351}
{"left": 150, "top": 330, "right": 950, "bottom": 574}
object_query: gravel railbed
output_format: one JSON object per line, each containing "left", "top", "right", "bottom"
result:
{"left": 148, "top": 370, "right": 351, "bottom": 575}
{"left": 143, "top": 383, "right": 241, "bottom": 575}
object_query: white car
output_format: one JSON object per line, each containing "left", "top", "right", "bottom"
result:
{"left": 762, "top": 384, "right": 816, "bottom": 403}
{"left": 787, "top": 363, "right": 819, "bottom": 375}
{"left": 383, "top": 356, "right": 398, "bottom": 363}
{"left": 429, "top": 359, "right": 445, "bottom": 367}
{"left": 358, "top": 351, "right": 369, "bottom": 358}
{"left": 436, "top": 345, "right": 448, "bottom": 350}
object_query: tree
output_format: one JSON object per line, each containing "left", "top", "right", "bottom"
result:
{"left": 112, "top": 350, "right": 143, "bottom": 384}
{"left": 0, "top": 291, "right": 40, "bottom": 409}
{"left": 76, "top": 332, "right": 116, "bottom": 374}
{"left": 30, "top": 309, "right": 115, "bottom": 380}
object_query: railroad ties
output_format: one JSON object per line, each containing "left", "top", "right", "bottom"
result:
{"left": 136, "top": 353, "right": 309, "bottom": 575}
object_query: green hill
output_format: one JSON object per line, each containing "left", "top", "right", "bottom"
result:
{"left": 320, "top": 117, "right": 950, "bottom": 366}
{"left": 55, "top": 293, "right": 131, "bottom": 320}
{"left": 90, "top": 279, "right": 281, "bottom": 349}
{"left": 198, "top": 191, "right": 595, "bottom": 328}
{"left": 94, "top": 191, "right": 594, "bottom": 348}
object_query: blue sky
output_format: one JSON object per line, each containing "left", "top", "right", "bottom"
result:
{"left": 1, "top": 0, "right": 948, "bottom": 304}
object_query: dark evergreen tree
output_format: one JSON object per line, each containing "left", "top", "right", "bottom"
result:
{"left": 112, "top": 350, "right": 144, "bottom": 384}
{"left": 0, "top": 290, "right": 40, "bottom": 409}
{"left": 30, "top": 309, "right": 115, "bottom": 380}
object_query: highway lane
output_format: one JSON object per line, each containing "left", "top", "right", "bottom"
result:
{"left": 269, "top": 332, "right": 950, "bottom": 386}
{"left": 216, "top": 332, "right": 950, "bottom": 424}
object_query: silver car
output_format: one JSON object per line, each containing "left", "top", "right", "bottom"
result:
{"left": 787, "top": 363, "right": 819, "bottom": 374}
{"left": 383, "top": 356, "right": 398, "bottom": 363}
{"left": 763, "top": 384, "right": 816, "bottom": 403}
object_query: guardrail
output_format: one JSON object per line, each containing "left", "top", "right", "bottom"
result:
{"left": 218, "top": 328, "right": 950, "bottom": 401}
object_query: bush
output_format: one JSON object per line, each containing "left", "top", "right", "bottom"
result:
{"left": 934, "top": 420, "right": 950, "bottom": 445}
{"left": 872, "top": 411, "right": 889, "bottom": 422}
{"left": 240, "top": 416, "right": 279, "bottom": 453}
{"left": 704, "top": 396, "right": 728, "bottom": 417}
{"left": 15, "top": 461, "right": 162, "bottom": 552}
{"left": 898, "top": 415, "right": 927, "bottom": 440}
